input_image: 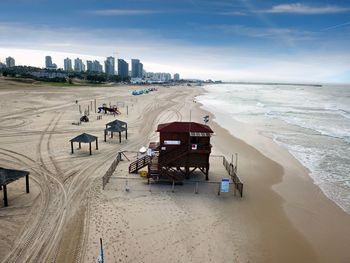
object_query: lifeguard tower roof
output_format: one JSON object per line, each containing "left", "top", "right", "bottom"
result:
{"left": 156, "top": 122, "right": 213, "bottom": 134}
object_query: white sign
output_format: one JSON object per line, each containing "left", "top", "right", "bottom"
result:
{"left": 220, "top": 178, "right": 230, "bottom": 193}
{"left": 164, "top": 140, "right": 181, "bottom": 145}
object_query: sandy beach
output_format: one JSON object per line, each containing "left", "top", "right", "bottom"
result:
{"left": 0, "top": 78, "right": 349, "bottom": 263}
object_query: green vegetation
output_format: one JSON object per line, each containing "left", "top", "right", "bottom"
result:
{"left": 0, "top": 66, "right": 130, "bottom": 85}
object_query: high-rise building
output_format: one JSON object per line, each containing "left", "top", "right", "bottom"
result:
{"left": 104, "top": 56, "right": 115, "bottom": 75}
{"left": 95, "top": 60, "right": 103, "bottom": 73}
{"left": 87, "top": 60, "right": 103, "bottom": 73}
{"left": 87, "top": 60, "right": 93, "bottom": 72}
{"left": 131, "top": 59, "right": 143, "bottom": 78}
{"left": 6, "top": 57, "right": 15, "bottom": 67}
{"left": 45, "top": 56, "right": 52, "bottom": 68}
{"left": 117, "top": 59, "right": 129, "bottom": 79}
{"left": 0, "top": 62, "right": 6, "bottom": 69}
{"left": 174, "top": 73, "right": 180, "bottom": 81}
{"left": 64, "top": 58, "right": 73, "bottom": 71}
{"left": 74, "top": 58, "right": 85, "bottom": 72}
{"left": 45, "top": 56, "right": 57, "bottom": 69}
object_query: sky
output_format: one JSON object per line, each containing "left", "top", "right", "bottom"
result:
{"left": 0, "top": 0, "right": 349, "bottom": 83}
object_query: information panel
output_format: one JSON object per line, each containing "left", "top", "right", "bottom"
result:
{"left": 220, "top": 178, "right": 230, "bottom": 193}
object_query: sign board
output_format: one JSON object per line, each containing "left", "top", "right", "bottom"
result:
{"left": 203, "top": 115, "right": 209, "bottom": 124}
{"left": 220, "top": 178, "right": 230, "bottom": 193}
{"left": 191, "top": 144, "right": 197, "bottom": 150}
{"left": 164, "top": 140, "right": 181, "bottom": 145}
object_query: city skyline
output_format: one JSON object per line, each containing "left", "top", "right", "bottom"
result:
{"left": 0, "top": 0, "right": 350, "bottom": 82}
{"left": 0, "top": 54, "right": 181, "bottom": 82}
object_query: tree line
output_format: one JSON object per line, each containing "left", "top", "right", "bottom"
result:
{"left": 0, "top": 66, "right": 130, "bottom": 84}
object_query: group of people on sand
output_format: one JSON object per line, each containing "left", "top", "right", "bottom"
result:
{"left": 97, "top": 104, "right": 121, "bottom": 116}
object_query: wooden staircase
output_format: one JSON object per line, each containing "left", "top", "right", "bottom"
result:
{"left": 148, "top": 157, "right": 183, "bottom": 182}
{"left": 130, "top": 144, "right": 191, "bottom": 182}
{"left": 129, "top": 155, "right": 152, "bottom": 173}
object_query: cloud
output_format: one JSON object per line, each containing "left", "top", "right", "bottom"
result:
{"left": 262, "top": 3, "right": 350, "bottom": 15}
{"left": 218, "top": 11, "right": 247, "bottom": 16}
{"left": 88, "top": 9, "right": 160, "bottom": 16}
{"left": 208, "top": 24, "right": 317, "bottom": 44}
{"left": 322, "top": 21, "right": 350, "bottom": 31}
{"left": 0, "top": 22, "right": 349, "bottom": 83}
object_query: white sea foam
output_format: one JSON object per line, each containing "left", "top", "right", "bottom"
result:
{"left": 199, "top": 83, "right": 350, "bottom": 214}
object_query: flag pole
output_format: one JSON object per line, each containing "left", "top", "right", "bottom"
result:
{"left": 100, "top": 238, "right": 104, "bottom": 263}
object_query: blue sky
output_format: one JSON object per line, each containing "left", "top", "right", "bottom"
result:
{"left": 0, "top": 0, "right": 349, "bottom": 82}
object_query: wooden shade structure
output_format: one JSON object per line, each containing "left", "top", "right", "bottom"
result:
{"left": 0, "top": 167, "right": 30, "bottom": 207}
{"left": 105, "top": 119, "right": 128, "bottom": 143}
{"left": 70, "top": 133, "right": 98, "bottom": 155}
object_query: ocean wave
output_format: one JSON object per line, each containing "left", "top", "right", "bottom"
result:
{"left": 201, "top": 83, "right": 350, "bottom": 214}
{"left": 266, "top": 112, "right": 350, "bottom": 141}
{"left": 273, "top": 134, "right": 350, "bottom": 213}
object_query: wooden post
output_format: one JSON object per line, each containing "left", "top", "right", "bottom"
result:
{"left": 104, "top": 130, "right": 107, "bottom": 142}
{"left": 195, "top": 182, "right": 198, "bottom": 194}
{"left": 100, "top": 238, "right": 104, "bottom": 263}
{"left": 125, "top": 179, "right": 129, "bottom": 192}
{"left": 94, "top": 99, "right": 97, "bottom": 113}
{"left": 79, "top": 105, "right": 81, "bottom": 114}
{"left": 26, "top": 174, "right": 30, "bottom": 193}
{"left": 125, "top": 125, "right": 128, "bottom": 140}
{"left": 3, "top": 184, "right": 8, "bottom": 207}
{"left": 71, "top": 141, "right": 74, "bottom": 154}
{"left": 127, "top": 105, "right": 128, "bottom": 115}
{"left": 205, "top": 165, "right": 209, "bottom": 181}
{"left": 235, "top": 153, "right": 238, "bottom": 173}
{"left": 96, "top": 138, "right": 98, "bottom": 150}
{"left": 88, "top": 105, "right": 90, "bottom": 116}
{"left": 79, "top": 142, "right": 81, "bottom": 149}
{"left": 172, "top": 180, "right": 175, "bottom": 193}
{"left": 89, "top": 142, "right": 92, "bottom": 155}
{"left": 119, "top": 132, "right": 121, "bottom": 143}
{"left": 217, "top": 183, "right": 220, "bottom": 196}
{"left": 90, "top": 101, "right": 93, "bottom": 112}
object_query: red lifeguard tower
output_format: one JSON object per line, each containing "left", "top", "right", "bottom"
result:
{"left": 129, "top": 121, "right": 214, "bottom": 182}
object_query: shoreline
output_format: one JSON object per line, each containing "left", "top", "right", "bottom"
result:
{"left": 194, "top": 86, "right": 350, "bottom": 262}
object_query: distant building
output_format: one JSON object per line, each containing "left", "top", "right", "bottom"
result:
{"left": 45, "top": 56, "right": 52, "bottom": 68}
{"left": 131, "top": 59, "right": 143, "bottom": 78}
{"left": 117, "top": 59, "right": 129, "bottom": 79}
{"left": 174, "top": 73, "right": 180, "bottom": 81}
{"left": 87, "top": 60, "right": 93, "bottom": 71}
{"left": 0, "top": 62, "right": 6, "bottom": 69}
{"left": 104, "top": 56, "right": 115, "bottom": 75}
{"left": 87, "top": 60, "right": 103, "bottom": 73}
{"left": 74, "top": 58, "right": 85, "bottom": 72}
{"left": 64, "top": 58, "right": 73, "bottom": 71}
{"left": 145, "top": 72, "right": 172, "bottom": 83}
{"left": 6, "top": 57, "right": 15, "bottom": 67}
{"left": 45, "top": 56, "right": 57, "bottom": 69}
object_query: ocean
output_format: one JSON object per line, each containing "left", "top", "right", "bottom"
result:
{"left": 197, "top": 83, "right": 350, "bottom": 214}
